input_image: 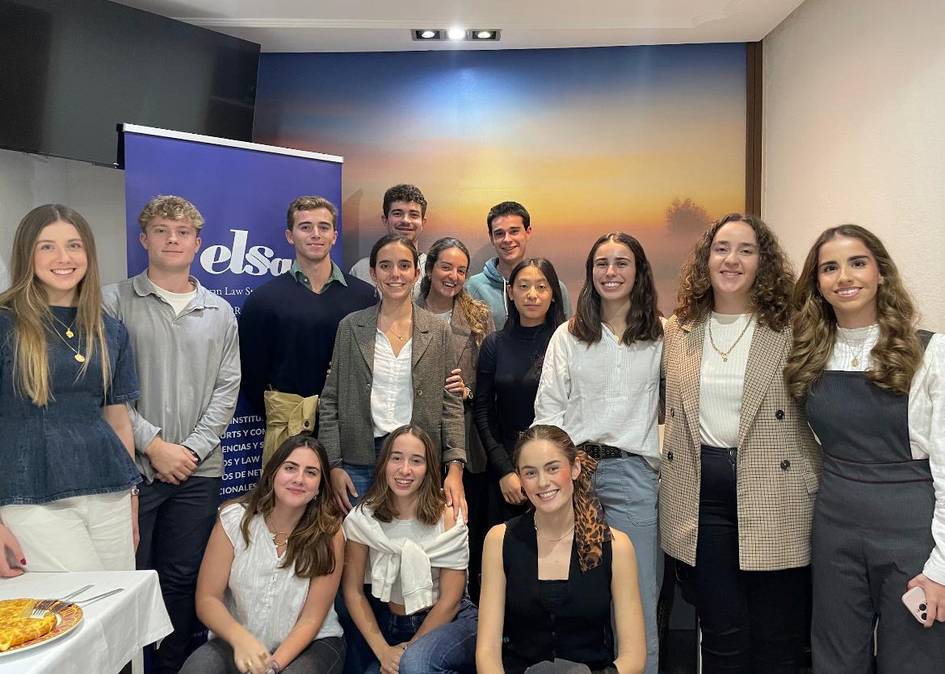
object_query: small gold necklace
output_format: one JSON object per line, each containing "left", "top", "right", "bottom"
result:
{"left": 51, "top": 314, "right": 76, "bottom": 339}
{"left": 265, "top": 517, "right": 290, "bottom": 546}
{"left": 50, "top": 322, "right": 86, "bottom": 363}
{"left": 707, "top": 314, "right": 753, "bottom": 363}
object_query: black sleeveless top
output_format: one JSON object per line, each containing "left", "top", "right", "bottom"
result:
{"left": 502, "top": 511, "right": 614, "bottom": 673}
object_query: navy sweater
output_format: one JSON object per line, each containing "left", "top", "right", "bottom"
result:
{"left": 238, "top": 271, "right": 376, "bottom": 418}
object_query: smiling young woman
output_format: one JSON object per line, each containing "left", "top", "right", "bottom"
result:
{"left": 476, "top": 425, "right": 645, "bottom": 674}
{"left": 786, "top": 225, "right": 945, "bottom": 673}
{"left": 533, "top": 232, "right": 663, "bottom": 674}
{"left": 0, "top": 204, "right": 140, "bottom": 576}
{"left": 318, "top": 234, "right": 467, "bottom": 520}
{"left": 342, "top": 425, "right": 478, "bottom": 674}
{"left": 182, "top": 435, "right": 346, "bottom": 674}
{"left": 661, "top": 213, "right": 819, "bottom": 673}
{"left": 417, "top": 237, "right": 495, "bottom": 601}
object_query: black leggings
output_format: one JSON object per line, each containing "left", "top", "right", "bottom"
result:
{"left": 676, "top": 445, "right": 810, "bottom": 673}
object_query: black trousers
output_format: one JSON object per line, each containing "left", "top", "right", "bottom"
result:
{"left": 676, "top": 446, "right": 809, "bottom": 674}
{"left": 463, "top": 469, "right": 490, "bottom": 604}
{"left": 136, "top": 476, "right": 220, "bottom": 674}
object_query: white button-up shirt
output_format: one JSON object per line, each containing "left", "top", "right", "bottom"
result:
{"left": 371, "top": 330, "right": 413, "bottom": 437}
{"left": 534, "top": 322, "right": 663, "bottom": 463}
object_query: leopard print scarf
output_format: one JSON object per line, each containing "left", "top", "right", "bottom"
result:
{"left": 573, "top": 450, "right": 612, "bottom": 572}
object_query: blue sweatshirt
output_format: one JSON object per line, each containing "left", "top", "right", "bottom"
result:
{"left": 466, "top": 257, "right": 572, "bottom": 330}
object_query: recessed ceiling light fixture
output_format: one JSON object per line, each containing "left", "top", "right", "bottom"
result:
{"left": 413, "top": 29, "right": 441, "bottom": 40}
{"left": 411, "top": 28, "right": 500, "bottom": 42}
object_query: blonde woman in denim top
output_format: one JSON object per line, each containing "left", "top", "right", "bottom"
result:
{"left": 0, "top": 204, "right": 139, "bottom": 575}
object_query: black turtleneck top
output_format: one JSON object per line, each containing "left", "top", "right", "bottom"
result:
{"left": 474, "top": 322, "right": 556, "bottom": 476}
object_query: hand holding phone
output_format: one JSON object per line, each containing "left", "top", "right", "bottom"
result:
{"left": 902, "top": 586, "right": 929, "bottom": 625}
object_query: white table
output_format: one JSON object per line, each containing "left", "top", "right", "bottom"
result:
{"left": 0, "top": 570, "right": 172, "bottom": 674}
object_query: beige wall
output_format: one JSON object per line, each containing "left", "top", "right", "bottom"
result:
{"left": 763, "top": 0, "right": 945, "bottom": 331}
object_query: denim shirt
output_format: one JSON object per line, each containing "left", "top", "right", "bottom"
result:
{"left": 0, "top": 306, "right": 140, "bottom": 505}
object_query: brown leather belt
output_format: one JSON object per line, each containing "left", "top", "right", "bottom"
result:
{"left": 579, "top": 442, "right": 625, "bottom": 460}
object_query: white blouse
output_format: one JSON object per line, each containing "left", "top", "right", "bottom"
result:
{"left": 533, "top": 321, "right": 663, "bottom": 464}
{"left": 218, "top": 503, "right": 343, "bottom": 651}
{"left": 370, "top": 330, "right": 413, "bottom": 437}
{"left": 827, "top": 327, "right": 945, "bottom": 585}
{"left": 699, "top": 312, "right": 756, "bottom": 448}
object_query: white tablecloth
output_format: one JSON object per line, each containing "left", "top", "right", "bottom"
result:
{"left": 0, "top": 570, "right": 172, "bottom": 674}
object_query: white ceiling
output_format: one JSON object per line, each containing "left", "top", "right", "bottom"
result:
{"left": 111, "top": 0, "right": 806, "bottom": 52}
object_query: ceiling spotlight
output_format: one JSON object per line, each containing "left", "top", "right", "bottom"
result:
{"left": 447, "top": 27, "right": 466, "bottom": 41}
{"left": 475, "top": 30, "right": 494, "bottom": 39}
{"left": 413, "top": 29, "right": 441, "bottom": 40}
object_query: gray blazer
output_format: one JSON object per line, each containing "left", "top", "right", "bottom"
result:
{"left": 318, "top": 303, "right": 466, "bottom": 467}
{"left": 418, "top": 297, "right": 496, "bottom": 473}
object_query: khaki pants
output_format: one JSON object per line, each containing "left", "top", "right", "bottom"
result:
{"left": 262, "top": 390, "right": 318, "bottom": 466}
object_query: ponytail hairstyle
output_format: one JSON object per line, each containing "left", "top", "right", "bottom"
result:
{"left": 0, "top": 204, "right": 110, "bottom": 406}
{"left": 419, "top": 237, "right": 492, "bottom": 345}
{"left": 785, "top": 224, "right": 922, "bottom": 398}
{"left": 513, "top": 425, "right": 612, "bottom": 572}
{"left": 239, "top": 434, "right": 342, "bottom": 578}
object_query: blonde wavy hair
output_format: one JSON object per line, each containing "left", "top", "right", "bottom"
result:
{"left": 0, "top": 204, "right": 109, "bottom": 406}
{"left": 784, "top": 224, "right": 922, "bottom": 398}
{"left": 138, "top": 194, "right": 205, "bottom": 232}
{"left": 674, "top": 213, "right": 794, "bottom": 331}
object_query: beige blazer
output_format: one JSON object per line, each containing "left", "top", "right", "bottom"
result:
{"left": 317, "top": 303, "right": 466, "bottom": 467}
{"left": 659, "top": 314, "right": 821, "bottom": 571}
{"left": 418, "top": 298, "right": 496, "bottom": 474}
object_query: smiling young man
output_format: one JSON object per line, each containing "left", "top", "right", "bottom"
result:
{"left": 239, "top": 195, "right": 375, "bottom": 464}
{"left": 349, "top": 184, "right": 428, "bottom": 296}
{"left": 102, "top": 195, "right": 241, "bottom": 674}
{"left": 466, "top": 200, "right": 572, "bottom": 329}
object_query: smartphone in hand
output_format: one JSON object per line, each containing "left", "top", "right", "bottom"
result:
{"left": 902, "top": 586, "right": 929, "bottom": 625}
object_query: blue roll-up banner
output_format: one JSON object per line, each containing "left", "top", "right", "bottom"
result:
{"left": 121, "top": 124, "right": 344, "bottom": 498}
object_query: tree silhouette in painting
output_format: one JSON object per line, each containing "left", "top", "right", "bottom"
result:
{"left": 665, "top": 197, "right": 711, "bottom": 236}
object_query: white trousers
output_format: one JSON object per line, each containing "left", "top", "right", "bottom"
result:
{"left": 1, "top": 491, "right": 134, "bottom": 572}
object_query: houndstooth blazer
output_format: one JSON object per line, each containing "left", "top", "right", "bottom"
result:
{"left": 659, "top": 314, "right": 821, "bottom": 571}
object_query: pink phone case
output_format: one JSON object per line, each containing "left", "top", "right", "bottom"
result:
{"left": 902, "top": 586, "right": 928, "bottom": 624}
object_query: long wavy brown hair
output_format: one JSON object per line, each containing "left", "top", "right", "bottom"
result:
{"left": 570, "top": 232, "right": 662, "bottom": 345}
{"left": 0, "top": 204, "right": 109, "bottom": 406}
{"left": 784, "top": 224, "right": 922, "bottom": 398}
{"left": 239, "top": 434, "right": 342, "bottom": 578}
{"left": 675, "top": 213, "right": 794, "bottom": 331}
{"left": 419, "top": 237, "right": 492, "bottom": 346}
{"left": 362, "top": 425, "right": 446, "bottom": 526}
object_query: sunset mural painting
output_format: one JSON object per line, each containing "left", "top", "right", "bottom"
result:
{"left": 254, "top": 43, "right": 746, "bottom": 314}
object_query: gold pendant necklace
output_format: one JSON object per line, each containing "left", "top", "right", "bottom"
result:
{"left": 265, "top": 517, "right": 290, "bottom": 547}
{"left": 707, "top": 314, "right": 753, "bottom": 363}
{"left": 51, "top": 314, "right": 76, "bottom": 339}
{"left": 50, "top": 321, "right": 86, "bottom": 363}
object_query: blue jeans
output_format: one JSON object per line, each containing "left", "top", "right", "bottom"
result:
{"left": 366, "top": 599, "right": 479, "bottom": 674}
{"left": 340, "top": 436, "right": 386, "bottom": 674}
{"left": 592, "top": 454, "right": 661, "bottom": 674}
